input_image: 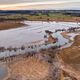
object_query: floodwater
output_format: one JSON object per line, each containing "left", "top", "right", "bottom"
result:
{"left": 0, "top": 21, "right": 79, "bottom": 58}
{"left": 0, "top": 21, "right": 79, "bottom": 48}
{"left": 0, "top": 63, "right": 8, "bottom": 80}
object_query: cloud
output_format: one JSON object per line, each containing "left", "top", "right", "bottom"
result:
{"left": 0, "top": 0, "right": 80, "bottom": 4}
{"left": 0, "top": 0, "right": 80, "bottom": 10}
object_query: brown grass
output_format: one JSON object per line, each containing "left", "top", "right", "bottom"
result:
{"left": 59, "top": 35, "right": 80, "bottom": 70}
{"left": 8, "top": 56, "right": 53, "bottom": 80}
{"left": 0, "top": 22, "right": 25, "bottom": 30}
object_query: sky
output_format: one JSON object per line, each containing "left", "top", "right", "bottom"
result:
{"left": 0, "top": 0, "right": 80, "bottom": 10}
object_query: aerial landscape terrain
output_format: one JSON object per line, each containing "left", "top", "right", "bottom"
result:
{"left": 0, "top": 0, "right": 80, "bottom": 80}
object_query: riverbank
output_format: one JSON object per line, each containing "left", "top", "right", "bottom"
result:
{"left": 59, "top": 34, "right": 80, "bottom": 64}
{"left": 0, "top": 14, "right": 80, "bottom": 23}
{"left": 59, "top": 35, "right": 80, "bottom": 79}
{"left": 0, "top": 21, "right": 26, "bottom": 30}
{"left": 60, "top": 35, "right": 80, "bottom": 64}
{"left": 26, "top": 16, "right": 80, "bottom": 22}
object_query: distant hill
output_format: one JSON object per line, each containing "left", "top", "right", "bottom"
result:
{"left": 0, "top": 10, "right": 80, "bottom": 16}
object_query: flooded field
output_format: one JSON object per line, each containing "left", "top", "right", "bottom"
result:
{"left": 0, "top": 21, "right": 80, "bottom": 58}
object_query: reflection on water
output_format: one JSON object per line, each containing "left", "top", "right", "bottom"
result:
{"left": 0, "top": 64, "right": 8, "bottom": 80}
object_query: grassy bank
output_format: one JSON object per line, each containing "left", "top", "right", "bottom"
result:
{"left": 0, "top": 13, "right": 80, "bottom": 22}
{"left": 26, "top": 14, "right": 80, "bottom": 22}
{"left": 59, "top": 35, "right": 80, "bottom": 70}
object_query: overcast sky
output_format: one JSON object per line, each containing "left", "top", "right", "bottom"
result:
{"left": 0, "top": 0, "right": 80, "bottom": 4}
{"left": 0, "top": 0, "right": 80, "bottom": 10}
